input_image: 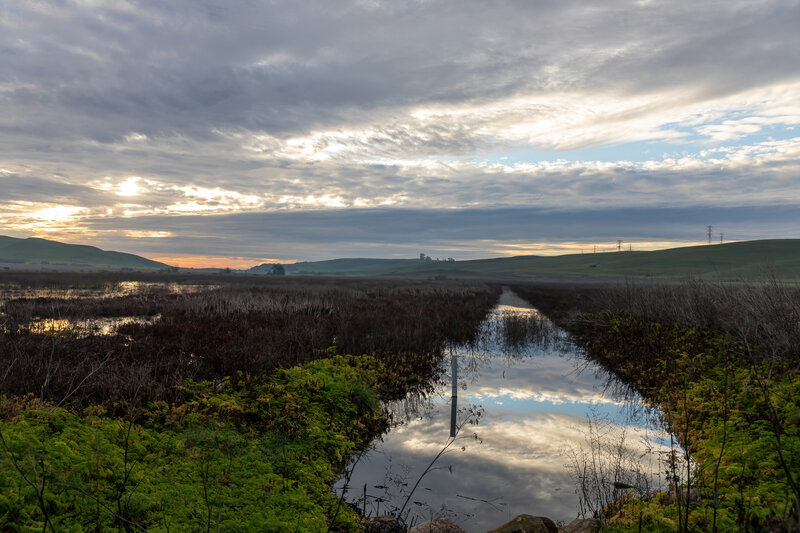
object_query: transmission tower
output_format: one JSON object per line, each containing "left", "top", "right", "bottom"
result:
{"left": 617, "top": 240, "right": 623, "bottom": 251}
{"left": 707, "top": 225, "right": 713, "bottom": 244}
{"left": 720, "top": 233, "right": 724, "bottom": 244}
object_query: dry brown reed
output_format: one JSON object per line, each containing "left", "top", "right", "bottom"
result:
{"left": 0, "top": 274, "right": 499, "bottom": 410}
{"left": 600, "top": 278, "right": 800, "bottom": 364}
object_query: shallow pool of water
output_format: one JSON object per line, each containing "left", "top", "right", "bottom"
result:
{"left": 24, "top": 314, "right": 161, "bottom": 337}
{"left": 336, "top": 290, "right": 671, "bottom": 531}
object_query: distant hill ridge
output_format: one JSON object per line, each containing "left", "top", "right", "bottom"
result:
{"left": 5, "top": 236, "right": 799, "bottom": 279}
{"left": 252, "top": 240, "right": 800, "bottom": 280}
{"left": 0, "top": 235, "right": 169, "bottom": 270}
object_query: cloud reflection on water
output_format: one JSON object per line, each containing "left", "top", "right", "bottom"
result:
{"left": 338, "top": 293, "right": 671, "bottom": 531}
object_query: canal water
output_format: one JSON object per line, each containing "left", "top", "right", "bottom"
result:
{"left": 336, "top": 290, "right": 671, "bottom": 531}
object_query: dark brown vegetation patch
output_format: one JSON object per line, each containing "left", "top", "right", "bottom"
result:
{"left": 0, "top": 275, "right": 499, "bottom": 410}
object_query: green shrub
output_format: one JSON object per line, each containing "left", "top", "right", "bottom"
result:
{"left": 0, "top": 355, "right": 386, "bottom": 531}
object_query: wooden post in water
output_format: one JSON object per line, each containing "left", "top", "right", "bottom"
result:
{"left": 450, "top": 353, "right": 458, "bottom": 438}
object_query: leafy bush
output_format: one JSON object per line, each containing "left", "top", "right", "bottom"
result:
{"left": 0, "top": 355, "right": 387, "bottom": 531}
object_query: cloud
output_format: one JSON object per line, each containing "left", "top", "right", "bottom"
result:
{"left": 2, "top": 203, "right": 794, "bottom": 263}
{"left": 4, "top": 135, "right": 800, "bottom": 220}
{"left": 0, "top": 174, "right": 101, "bottom": 204}
{"left": 3, "top": 1, "right": 798, "bottom": 142}
{"left": 1, "top": 1, "right": 798, "bottom": 260}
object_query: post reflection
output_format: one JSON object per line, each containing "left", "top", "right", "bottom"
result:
{"left": 450, "top": 353, "right": 457, "bottom": 438}
{"left": 336, "top": 290, "right": 670, "bottom": 532}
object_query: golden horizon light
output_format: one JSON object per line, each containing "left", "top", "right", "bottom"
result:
{"left": 143, "top": 255, "right": 293, "bottom": 269}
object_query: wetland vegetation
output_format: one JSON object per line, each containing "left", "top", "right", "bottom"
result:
{"left": 514, "top": 280, "right": 800, "bottom": 532}
{"left": 1, "top": 271, "right": 798, "bottom": 531}
{"left": 0, "top": 273, "right": 498, "bottom": 530}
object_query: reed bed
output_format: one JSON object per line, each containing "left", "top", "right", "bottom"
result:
{"left": 0, "top": 274, "right": 499, "bottom": 409}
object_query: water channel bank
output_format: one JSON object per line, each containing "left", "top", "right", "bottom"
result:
{"left": 510, "top": 281, "right": 800, "bottom": 532}
{"left": 337, "top": 290, "right": 670, "bottom": 531}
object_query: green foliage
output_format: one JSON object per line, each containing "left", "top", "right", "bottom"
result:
{"left": 585, "top": 316, "right": 800, "bottom": 531}
{"left": 0, "top": 355, "right": 386, "bottom": 531}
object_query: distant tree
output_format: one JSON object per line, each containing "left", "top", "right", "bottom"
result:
{"left": 269, "top": 264, "right": 285, "bottom": 276}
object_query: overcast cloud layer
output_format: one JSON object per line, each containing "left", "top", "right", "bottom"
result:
{"left": 2, "top": 0, "right": 799, "bottom": 265}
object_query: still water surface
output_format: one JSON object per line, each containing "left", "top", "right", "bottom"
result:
{"left": 337, "top": 290, "right": 670, "bottom": 531}
{"left": 0, "top": 281, "right": 217, "bottom": 335}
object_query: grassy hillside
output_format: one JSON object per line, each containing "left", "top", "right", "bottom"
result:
{"left": 285, "top": 258, "right": 424, "bottom": 276}
{"left": 0, "top": 236, "right": 169, "bottom": 270}
{"left": 281, "top": 240, "right": 800, "bottom": 280}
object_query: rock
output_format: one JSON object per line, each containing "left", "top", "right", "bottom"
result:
{"left": 364, "top": 515, "right": 405, "bottom": 533}
{"left": 487, "top": 514, "right": 558, "bottom": 533}
{"left": 563, "top": 518, "right": 601, "bottom": 533}
{"left": 408, "top": 518, "right": 468, "bottom": 533}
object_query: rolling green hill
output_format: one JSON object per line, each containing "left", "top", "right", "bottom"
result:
{"left": 0, "top": 236, "right": 170, "bottom": 270}
{"left": 273, "top": 240, "right": 800, "bottom": 280}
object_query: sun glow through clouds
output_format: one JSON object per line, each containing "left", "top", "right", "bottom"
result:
{"left": 117, "top": 177, "right": 142, "bottom": 197}
{"left": 0, "top": 1, "right": 798, "bottom": 264}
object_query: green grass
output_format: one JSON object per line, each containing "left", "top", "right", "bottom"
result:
{"left": 584, "top": 317, "right": 800, "bottom": 532}
{"left": 8, "top": 235, "right": 800, "bottom": 280}
{"left": 0, "top": 236, "right": 169, "bottom": 270}
{"left": 0, "top": 355, "right": 386, "bottom": 531}
{"left": 281, "top": 240, "right": 800, "bottom": 281}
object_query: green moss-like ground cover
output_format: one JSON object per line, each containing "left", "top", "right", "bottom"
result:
{"left": 584, "top": 316, "right": 800, "bottom": 531}
{"left": 0, "top": 355, "right": 387, "bottom": 532}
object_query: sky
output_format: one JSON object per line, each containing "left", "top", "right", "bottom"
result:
{"left": 1, "top": 0, "right": 799, "bottom": 267}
